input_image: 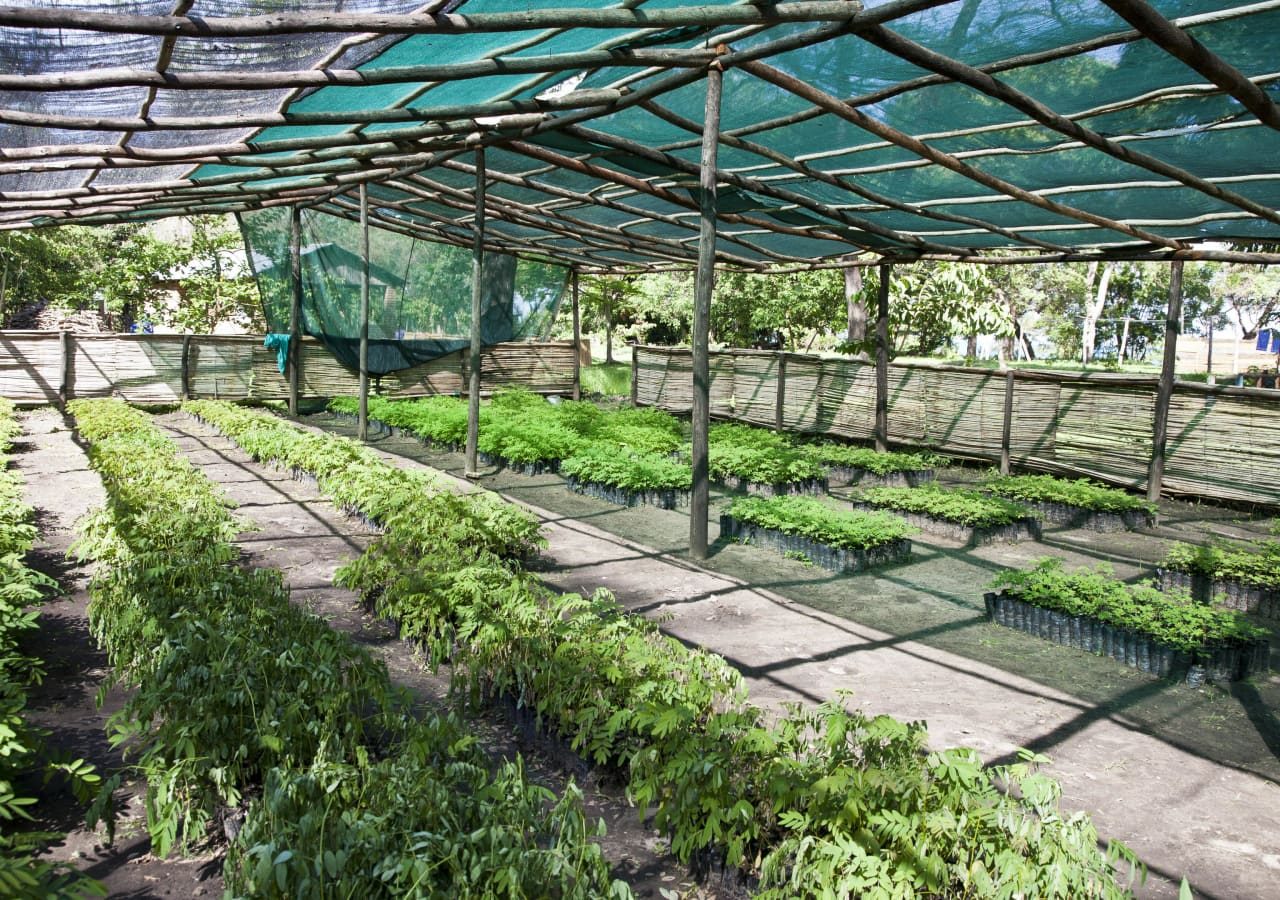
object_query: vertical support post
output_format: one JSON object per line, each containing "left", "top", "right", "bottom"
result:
{"left": 689, "top": 62, "right": 722, "bottom": 561}
{"left": 571, "top": 269, "right": 582, "bottom": 401}
{"left": 180, "top": 334, "right": 192, "bottom": 400}
{"left": 464, "top": 147, "right": 487, "bottom": 478}
{"left": 630, "top": 344, "right": 639, "bottom": 405}
{"left": 775, "top": 353, "right": 787, "bottom": 432}
{"left": 287, "top": 205, "right": 303, "bottom": 416}
{"left": 357, "top": 183, "right": 371, "bottom": 441}
{"left": 874, "top": 262, "right": 891, "bottom": 452}
{"left": 58, "top": 330, "right": 73, "bottom": 406}
{"left": 1148, "top": 259, "right": 1183, "bottom": 504}
{"left": 1000, "top": 370, "right": 1014, "bottom": 475}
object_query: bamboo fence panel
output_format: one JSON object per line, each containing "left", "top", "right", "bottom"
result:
{"left": 729, "top": 350, "right": 779, "bottom": 427}
{"left": 779, "top": 354, "right": 824, "bottom": 432}
{"left": 0, "top": 332, "right": 577, "bottom": 403}
{"left": 632, "top": 345, "right": 1280, "bottom": 507}
{"left": 0, "top": 333, "right": 62, "bottom": 403}
{"left": 1164, "top": 391, "right": 1280, "bottom": 504}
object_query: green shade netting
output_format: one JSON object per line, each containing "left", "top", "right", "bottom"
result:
{"left": 239, "top": 206, "right": 567, "bottom": 376}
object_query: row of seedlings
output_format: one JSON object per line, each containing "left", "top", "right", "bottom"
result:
{"left": 70, "top": 399, "right": 624, "bottom": 898}
{"left": 201, "top": 400, "right": 1145, "bottom": 899}
{"left": 1159, "top": 540, "right": 1280, "bottom": 620}
{"left": 0, "top": 399, "right": 103, "bottom": 899}
{"left": 986, "top": 558, "right": 1270, "bottom": 684}
{"left": 853, "top": 483, "right": 1041, "bottom": 545}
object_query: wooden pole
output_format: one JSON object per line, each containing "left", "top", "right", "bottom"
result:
{"left": 358, "top": 182, "right": 371, "bottom": 441}
{"left": 775, "top": 353, "right": 787, "bottom": 432}
{"left": 630, "top": 343, "right": 639, "bottom": 406}
{"left": 570, "top": 269, "right": 581, "bottom": 401}
{"left": 464, "top": 146, "right": 486, "bottom": 479}
{"left": 180, "top": 333, "right": 191, "bottom": 400}
{"left": 874, "top": 263, "right": 891, "bottom": 452}
{"left": 287, "top": 205, "right": 302, "bottom": 416}
{"left": 690, "top": 62, "right": 722, "bottom": 561}
{"left": 58, "top": 330, "right": 72, "bottom": 406}
{"left": 1148, "top": 259, "right": 1183, "bottom": 504}
{"left": 1000, "top": 370, "right": 1015, "bottom": 475}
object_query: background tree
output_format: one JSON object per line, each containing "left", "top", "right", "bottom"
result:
{"left": 579, "top": 275, "right": 640, "bottom": 362}
{"left": 168, "top": 217, "right": 263, "bottom": 334}
{"left": 711, "top": 269, "right": 844, "bottom": 349}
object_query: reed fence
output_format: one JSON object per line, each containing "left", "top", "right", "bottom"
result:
{"left": 0, "top": 332, "right": 580, "bottom": 405}
{"left": 633, "top": 345, "right": 1280, "bottom": 507}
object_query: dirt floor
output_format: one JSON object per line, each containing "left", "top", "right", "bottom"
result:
{"left": 297, "top": 409, "right": 1280, "bottom": 900}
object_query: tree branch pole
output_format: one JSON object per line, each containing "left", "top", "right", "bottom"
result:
{"left": 287, "top": 205, "right": 302, "bottom": 416}
{"left": 690, "top": 61, "right": 723, "bottom": 561}
{"left": 357, "top": 182, "right": 371, "bottom": 442}
{"left": 874, "top": 263, "right": 892, "bottom": 452}
{"left": 1148, "top": 259, "right": 1184, "bottom": 504}
{"left": 571, "top": 269, "right": 581, "bottom": 402}
{"left": 465, "top": 146, "right": 487, "bottom": 479}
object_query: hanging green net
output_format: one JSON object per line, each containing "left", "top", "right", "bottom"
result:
{"left": 238, "top": 206, "right": 568, "bottom": 376}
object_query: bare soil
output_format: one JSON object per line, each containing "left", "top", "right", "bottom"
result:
{"left": 302, "top": 410, "right": 1280, "bottom": 900}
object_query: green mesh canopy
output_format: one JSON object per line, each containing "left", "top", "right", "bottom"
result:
{"left": 241, "top": 205, "right": 566, "bottom": 374}
{"left": 0, "top": 1, "right": 1277, "bottom": 271}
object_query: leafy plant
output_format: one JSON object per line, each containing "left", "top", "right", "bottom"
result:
{"left": 860, "top": 484, "right": 1031, "bottom": 527}
{"left": 1162, "top": 539, "right": 1280, "bottom": 588}
{"left": 801, "top": 442, "right": 946, "bottom": 475}
{"left": 992, "top": 558, "right": 1267, "bottom": 652}
{"left": 561, "top": 447, "right": 691, "bottom": 492}
{"left": 726, "top": 496, "right": 915, "bottom": 550}
{"left": 984, "top": 474, "right": 1155, "bottom": 514}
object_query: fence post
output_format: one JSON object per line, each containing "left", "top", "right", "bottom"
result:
{"left": 775, "top": 353, "right": 787, "bottom": 432}
{"left": 288, "top": 205, "right": 302, "bottom": 416}
{"left": 1148, "top": 260, "right": 1183, "bottom": 504}
{"left": 630, "top": 344, "right": 639, "bottom": 406}
{"left": 874, "top": 263, "right": 891, "bottom": 451}
{"left": 58, "top": 330, "right": 73, "bottom": 406}
{"left": 1000, "top": 370, "right": 1014, "bottom": 474}
{"left": 180, "top": 334, "right": 192, "bottom": 400}
{"left": 571, "top": 270, "right": 582, "bottom": 401}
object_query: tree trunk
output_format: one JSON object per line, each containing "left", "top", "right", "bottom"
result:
{"left": 1081, "top": 261, "right": 1113, "bottom": 364}
{"left": 965, "top": 333, "right": 978, "bottom": 361}
{"left": 844, "top": 266, "right": 868, "bottom": 359}
{"left": 1118, "top": 316, "right": 1131, "bottom": 364}
{"left": 1000, "top": 290, "right": 1016, "bottom": 362}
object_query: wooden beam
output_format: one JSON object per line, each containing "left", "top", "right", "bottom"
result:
{"left": 288, "top": 205, "right": 303, "bottom": 416}
{"left": 571, "top": 270, "right": 581, "bottom": 402}
{"left": 690, "top": 62, "right": 722, "bottom": 562}
{"left": 875, "top": 264, "right": 891, "bottom": 452}
{"left": 1148, "top": 259, "right": 1183, "bottom": 504}
{"left": 0, "top": 89, "right": 628, "bottom": 132}
{"left": 464, "top": 146, "right": 486, "bottom": 479}
{"left": 862, "top": 24, "right": 1280, "bottom": 228}
{"left": 358, "top": 182, "right": 371, "bottom": 442}
{"left": 775, "top": 353, "right": 787, "bottom": 432}
{"left": 1101, "top": 0, "right": 1280, "bottom": 131}
{"left": 738, "top": 60, "right": 1188, "bottom": 251}
{"left": 0, "top": 3, "right": 881, "bottom": 36}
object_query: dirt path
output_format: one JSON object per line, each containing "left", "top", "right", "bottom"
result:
{"left": 301, "top": 412, "right": 1280, "bottom": 900}
{"left": 16, "top": 407, "right": 223, "bottom": 897}
{"left": 156, "top": 412, "right": 732, "bottom": 899}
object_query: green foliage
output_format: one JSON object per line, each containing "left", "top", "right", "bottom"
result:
{"left": 579, "top": 362, "right": 632, "bottom": 397}
{"left": 802, "top": 442, "right": 946, "bottom": 475}
{"left": 726, "top": 496, "right": 915, "bottom": 550}
{"left": 984, "top": 474, "right": 1155, "bottom": 514}
{"left": 992, "top": 559, "right": 1267, "bottom": 652}
{"left": 71, "top": 402, "right": 621, "bottom": 897}
{"left": 712, "top": 269, "right": 845, "bottom": 350}
{"left": 196, "top": 403, "right": 1139, "bottom": 897}
{"left": 860, "top": 484, "right": 1031, "bottom": 527}
{"left": 1162, "top": 539, "right": 1280, "bottom": 588}
{"left": 561, "top": 446, "right": 691, "bottom": 492}
{"left": 0, "top": 398, "right": 104, "bottom": 899}
{"left": 707, "top": 423, "right": 824, "bottom": 486}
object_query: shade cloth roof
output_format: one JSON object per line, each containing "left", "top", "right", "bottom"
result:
{"left": 3, "top": 0, "right": 1280, "bottom": 269}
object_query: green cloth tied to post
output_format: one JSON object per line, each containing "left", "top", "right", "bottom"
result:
{"left": 264, "top": 333, "right": 290, "bottom": 373}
